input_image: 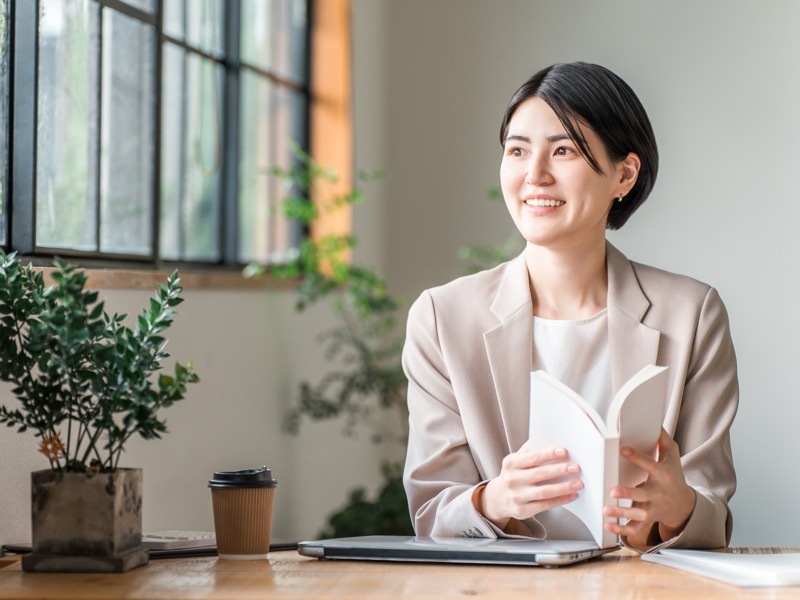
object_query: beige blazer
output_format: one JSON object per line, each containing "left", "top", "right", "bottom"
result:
{"left": 402, "top": 242, "right": 738, "bottom": 549}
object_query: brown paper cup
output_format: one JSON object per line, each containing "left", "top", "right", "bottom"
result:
{"left": 208, "top": 466, "right": 278, "bottom": 560}
{"left": 211, "top": 487, "right": 275, "bottom": 559}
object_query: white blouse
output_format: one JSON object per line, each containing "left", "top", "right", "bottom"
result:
{"left": 531, "top": 308, "right": 612, "bottom": 420}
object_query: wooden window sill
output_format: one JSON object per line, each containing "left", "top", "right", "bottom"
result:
{"left": 31, "top": 266, "right": 296, "bottom": 291}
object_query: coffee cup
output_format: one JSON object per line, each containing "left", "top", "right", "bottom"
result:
{"left": 208, "top": 466, "right": 277, "bottom": 560}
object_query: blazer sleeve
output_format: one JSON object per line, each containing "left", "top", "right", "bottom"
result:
{"left": 655, "top": 286, "right": 739, "bottom": 550}
{"left": 401, "top": 290, "right": 540, "bottom": 538}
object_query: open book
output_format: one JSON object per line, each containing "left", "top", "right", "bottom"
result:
{"left": 529, "top": 364, "right": 669, "bottom": 548}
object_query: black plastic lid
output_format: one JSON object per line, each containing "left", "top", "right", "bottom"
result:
{"left": 208, "top": 466, "right": 277, "bottom": 489}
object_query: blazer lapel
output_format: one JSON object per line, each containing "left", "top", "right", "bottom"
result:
{"left": 484, "top": 252, "right": 533, "bottom": 453}
{"left": 482, "top": 244, "right": 662, "bottom": 451}
{"left": 606, "top": 242, "right": 661, "bottom": 394}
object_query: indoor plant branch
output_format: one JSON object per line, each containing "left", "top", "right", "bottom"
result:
{"left": 246, "top": 145, "right": 412, "bottom": 536}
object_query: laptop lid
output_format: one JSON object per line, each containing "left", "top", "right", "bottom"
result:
{"left": 297, "top": 535, "right": 617, "bottom": 567}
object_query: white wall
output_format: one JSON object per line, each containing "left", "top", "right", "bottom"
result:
{"left": 353, "top": 0, "right": 800, "bottom": 546}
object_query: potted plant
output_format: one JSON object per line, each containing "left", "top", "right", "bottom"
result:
{"left": 0, "top": 250, "right": 199, "bottom": 573}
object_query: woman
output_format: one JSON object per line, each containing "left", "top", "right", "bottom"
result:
{"left": 402, "top": 62, "right": 738, "bottom": 551}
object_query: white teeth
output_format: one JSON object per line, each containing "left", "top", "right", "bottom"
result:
{"left": 525, "top": 198, "right": 565, "bottom": 207}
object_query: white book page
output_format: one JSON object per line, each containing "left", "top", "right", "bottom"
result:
{"left": 529, "top": 371, "right": 612, "bottom": 547}
{"left": 529, "top": 370, "right": 608, "bottom": 436}
{"left": 607, "top": 365, "right": 669, "bottom": 488}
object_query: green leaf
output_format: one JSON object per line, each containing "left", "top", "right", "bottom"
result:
{"left": 283, "top": 198, "right": 318, "bottom": 223}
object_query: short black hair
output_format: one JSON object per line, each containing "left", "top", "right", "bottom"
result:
{"left": 499, "top": 62, "right": 658, "bottom": 230}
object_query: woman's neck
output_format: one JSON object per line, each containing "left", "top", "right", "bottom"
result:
{"left": 525, "top": 239, "right": 608, "bottom": 320}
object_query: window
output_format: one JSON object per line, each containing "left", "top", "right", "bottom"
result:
{"left": 6, "top": 0, "right": 315, "bottom": 270}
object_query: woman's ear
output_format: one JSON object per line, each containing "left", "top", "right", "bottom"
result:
{"left": 617, "top": 152, "right": 641, "bottom": 196}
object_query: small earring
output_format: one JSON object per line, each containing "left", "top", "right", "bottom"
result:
{"left": 616, "top": 195, "right": 624, "bottom": 203}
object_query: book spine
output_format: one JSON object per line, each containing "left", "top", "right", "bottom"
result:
{"left": 601, "top": 437, "right": 620, "bottom": 548}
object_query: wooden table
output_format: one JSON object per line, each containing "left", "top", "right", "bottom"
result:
{"left": 2, "top": 548, "right": 800, "bottom": 599}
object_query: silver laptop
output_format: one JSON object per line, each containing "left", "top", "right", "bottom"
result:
{"left": 298, "top": 535, "right": 617, "bottom": 567}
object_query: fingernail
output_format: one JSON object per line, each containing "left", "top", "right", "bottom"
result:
{"left": 567, "top": 464, "right": 579, "bottom": 473}
{"left": 555, "top": 448, "right": 567, "bottom": 457}
{"left": 621, "top": 447, "right": 632, "bottom": 457}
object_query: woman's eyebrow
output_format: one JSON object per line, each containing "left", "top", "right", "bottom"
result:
{"left": 504, "top": 134, "right": 530, "bottom": 144}
{"left": 504, "top": 133, "right": 572, "bottom": 145}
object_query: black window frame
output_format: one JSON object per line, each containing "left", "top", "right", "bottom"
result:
{"left": 3, "top": 0, "right": 311, "bottom": 270}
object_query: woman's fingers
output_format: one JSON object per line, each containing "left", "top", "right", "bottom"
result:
{"left": 483, "top": 446, "right": 584, "bottom": 523}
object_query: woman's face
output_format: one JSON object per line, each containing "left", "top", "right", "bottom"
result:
{"left": 500, "top": 97, "right": 631, "bottom": 252}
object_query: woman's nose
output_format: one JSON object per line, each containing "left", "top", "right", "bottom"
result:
{"left": 524, "top": 154, "right": 553, "bottom": 186}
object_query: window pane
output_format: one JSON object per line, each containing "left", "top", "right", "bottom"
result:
{"left": 36, "top": 0, "right": 99, "bottom": 251}
{"left": 240, "top": 0, "right": 271, "bottom": 73}
{"left": 160, "top": 43, "right": 185, "bottom": 260}
{"left": 163, "top": 0, "right": 184, "bottom": 42}
{"left": 100, "top": 8, "right": 155, "bottom": 255}
{"left": 185, "top": 0, "right": 224, "bottom": 57}
{"left": 238, "top": 70, "right": 271, "bottom": 264}
{"left": 117, "top": 0, "right": 156, "bottom": 14}
{"left": 270, "top": 86, "right": 306, "bottom": 262}
{"left": 0, "top": 0, "right": 8, "bottom": 245}
{"left": 241, "top": 0, "right": 307, "bottom": 83}
{"left": 277, "top": 0, "right": 308, "bottom": 83}
{"left": 238, "top": 71, "right": 306, "bottom": 264}
{"left": 161, "top": 43, "right": 222, "bottom": 262}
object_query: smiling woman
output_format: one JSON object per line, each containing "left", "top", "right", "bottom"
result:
{"left": 499, "top": 97, "right": 641, "bottom": 254}
{"left": 402, "top": 62, "right": 738, "bottom": 554}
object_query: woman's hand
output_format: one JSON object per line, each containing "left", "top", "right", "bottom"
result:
{"left": 479, "top": 442, "right": 583, "bottom": 529}
{"left": 603, "top": 428, "right": 696, "bottom": 546}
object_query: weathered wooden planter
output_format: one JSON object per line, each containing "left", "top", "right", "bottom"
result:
{"left": 22, "top": 468, "right": 149, "bottom": 573}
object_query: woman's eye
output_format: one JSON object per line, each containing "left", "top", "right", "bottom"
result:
{"left": 507, "top": 147, "right": 525, "bottom": 157}
{"left": 554, "top": 146, "right": 575, "bottom": 156}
